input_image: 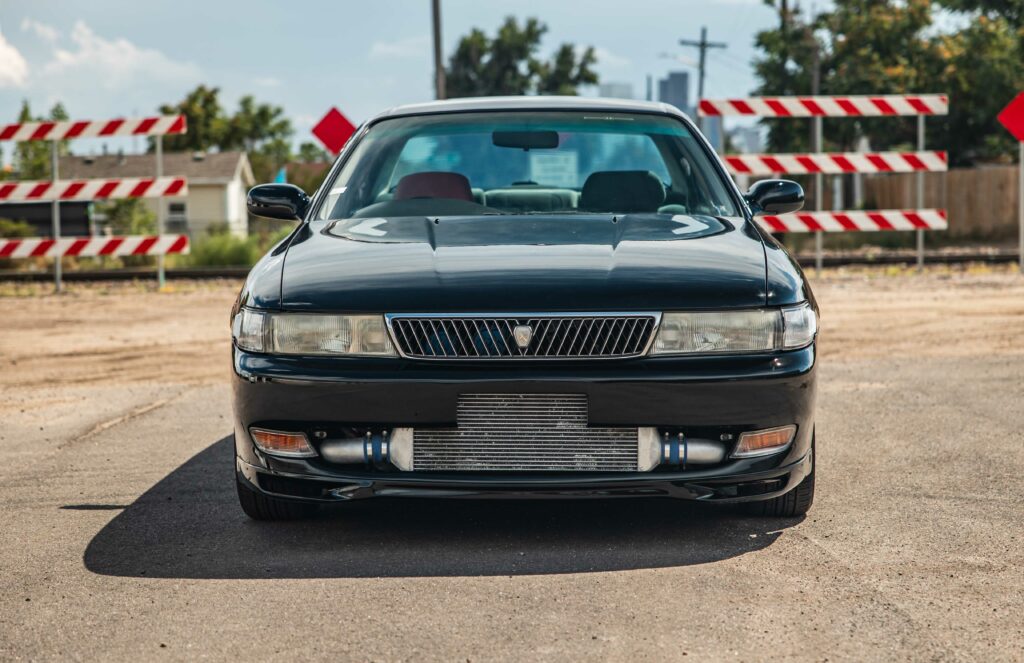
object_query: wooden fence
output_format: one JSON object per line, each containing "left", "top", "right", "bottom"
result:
{"left": 811, "top": 164, "right": 1019, "bottom": 239}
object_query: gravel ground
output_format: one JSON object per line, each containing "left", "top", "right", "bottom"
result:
{"left": 1, "top": 265, "right": 1022, "bottom": 661}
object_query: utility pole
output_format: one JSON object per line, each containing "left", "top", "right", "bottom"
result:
{"left": 811, "top": 40, "right": 824, "bottom": 275}
{"left": 431, "top": 0, "right": 446, "bottom": 100}
{"left": 679, "top": 27, "right": 727, "bottom": 129}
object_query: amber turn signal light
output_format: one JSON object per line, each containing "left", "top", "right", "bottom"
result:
{"left": 250, "top": 428, "right": 317, "bottom": 458}
{"left": 732, "top": 425, "right": 796, "bottom": 458}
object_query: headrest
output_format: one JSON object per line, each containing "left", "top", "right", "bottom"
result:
{"left": 580, "top": 170, "right": 666, "bottom": 213}
{"left": 394, "top": 172, "right": 473, "bottom": 202}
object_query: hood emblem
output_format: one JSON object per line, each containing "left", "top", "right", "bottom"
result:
{"left": 513, "top": 324, "right": 534, "bottom": 349}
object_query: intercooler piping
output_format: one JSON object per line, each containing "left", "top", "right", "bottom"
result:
{"left": 665, "top": 433, "right": 687, "bottom": 468}
{"left": 319, "top": 427, "right": 725, "bottom": 472}
{"left": 366, "top": 431, "right": 390, "bottom": 469}
{"left": 638, "top": 428, "right": 731, "bottom": 471}
{"left": 319, "top": 428, "right": 414, "bottom": 470}
{"left": 658, "top": 431, "right": 728, "bottom": 468}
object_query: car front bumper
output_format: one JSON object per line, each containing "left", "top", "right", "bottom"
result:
{"left": 232, "top": 345, "right": 817, "bottom": 503}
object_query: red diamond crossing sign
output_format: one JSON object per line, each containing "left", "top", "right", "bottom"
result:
{"left": 997, "top": 92, "right": 1024, "bottom": 142}
{"left": 312, "top": 107, "right": 356, "bottom": 155}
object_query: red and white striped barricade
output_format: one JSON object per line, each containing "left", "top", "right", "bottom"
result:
{"left": 0, "top": 116, "right": 186, "bottom": 141}
{"left": 0, "top": 177, "right": 187, "bottom": 203}
{"left": 0, "top": 235, "right": 190, "bottom": 259}
{"left": 0, "top": 114, "right": 190, "bottom": 288}
{"left": 757, "top": 209, "right": 947, "bottom": 234}
{"left": 699, "top": 94, "right": 948, "bottom": 117}
{"left": 724, "top": 151, "right": 947, "bottom": 176}
{"left": 699, "top": 94, "right": 948, "bottom": 267}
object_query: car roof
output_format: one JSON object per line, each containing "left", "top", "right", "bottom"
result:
{"left": 372, "top": 95, "right": 691, "bottom": 122}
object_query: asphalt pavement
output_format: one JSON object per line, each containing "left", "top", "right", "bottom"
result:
{"left": 1, "top": 275, "right": 1022, "bottom": 661}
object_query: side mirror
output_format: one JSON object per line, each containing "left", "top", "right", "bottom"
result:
{"left": 247, "top": 184, "right": 311, "bottom": 221}
{"left": 744, "top": 179, "right": 805, "bottom": 216}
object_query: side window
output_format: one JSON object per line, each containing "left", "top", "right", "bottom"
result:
{"left": 314, "top": 135, "right": 373, "bottom": 220}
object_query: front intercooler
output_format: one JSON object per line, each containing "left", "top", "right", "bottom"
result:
{"left": 412, "top": 393, "right": 640, "bottom": 471}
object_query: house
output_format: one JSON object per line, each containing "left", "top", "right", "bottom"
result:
{"left": 0, "top": 201, "right": 91, "bottom": 237}
{"left": 58, "top": 151, "right": 256, "bottom": 237}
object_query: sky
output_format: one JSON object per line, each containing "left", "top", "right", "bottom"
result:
{"left": 0, "top": 0, "right": 787, "bottom": 158}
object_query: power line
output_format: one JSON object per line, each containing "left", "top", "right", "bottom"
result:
{"left": 431, "top": 0, "right": 446, "bottom": 100}
{"left": 679, "top": 27, "right": 727, "bottom": 129}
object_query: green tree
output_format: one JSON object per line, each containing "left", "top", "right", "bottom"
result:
{"left": 12, "top": 100, "right": 70, "bottom": 179}
{"left": 814, "top": 0, "right": 939, "bottom": 151}
{"left": 220, "top": 95, "right": 294, "bottom": 182}
{"left": 931, "top": 16, "right": 1024, "bottom": 162}
{"left": 535, "top": 44, "right": 599, "bottom": 95}
{"left": 936, "top": 0, "right": 1024, "bottom": 28}
{"left": 157, "top": 86, "right": 295, "bottom": 181}
{"left": 752, "top": 6, "right": 819, "bottom": 153}
{"left": 157, "top": 84, "right": 226, "bottom": 152}
{"left": 445, "top": 17, "right": 599, "bottom": 97}
{"left": 753, "top": 0, "right": 1024, "bottom": 164}
{"left": 287, "top": 163, "right": 332, "bottom": 196}
{"left": 221, "top": 96, "right": 293, "bottom": 152}
{"left": 95, "top": 199, "right": 157, "bottom": 235}
{"left": 297, "top": 141, "right": 330, "bottom": 162}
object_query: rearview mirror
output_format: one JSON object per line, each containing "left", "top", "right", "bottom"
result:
{"left": 744, "top": 179, "right": 805, "bottom": 216}
{"left": 492, "top": 130, "right": 559, "bottom": 150}
{"left": 247, "top": 184, "right": 311, "bottom": 221}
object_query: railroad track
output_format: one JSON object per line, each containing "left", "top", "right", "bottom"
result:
{"left": 0, "top": 250, "right": 1019, "bottom": 282}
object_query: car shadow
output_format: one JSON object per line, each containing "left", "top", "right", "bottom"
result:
{"left": 83, "top": 436, "right": 801, "bottom": 579}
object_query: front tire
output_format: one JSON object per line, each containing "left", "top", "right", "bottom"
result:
{"left": 744, "top": 437, "right": 815, "bottom": 517}
{"left": 236, "top": 476, "right": 318, "bottom": 521}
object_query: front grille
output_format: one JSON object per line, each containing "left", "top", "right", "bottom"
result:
{"left": 412, "top": 394, "right": 639, "bottom": 471}
{"left": 388, "top": 313, "right": 658, "bottom": 359}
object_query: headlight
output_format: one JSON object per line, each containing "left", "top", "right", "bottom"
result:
{"left": 231, "top": 309, "right": 396, "bottom": 356}
{"left": 780, "top": 302, "right": 818, "bottom": 350}
{"left": 652, "top": 302, "right": 816, "bottom": 355}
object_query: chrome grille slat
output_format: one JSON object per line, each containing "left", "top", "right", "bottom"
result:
{"left": 565, "top": 319, "right": 585, "bottom": 356}
{"left": 427, "top": 319, "right": 445, "bottom": 357}
{"left": 412, "top": 393, "right": 638, "bottom": 472}
{"left": 413, "top": 320, "right": 430, "bottom": 356}
{"left": 450, "top": 319, "right": 470, "bottom": 356}
{"left": 389, "top": 313, "right": 658, "bottom": 360}
{"left": 457, "top": 319, "right": 476, "bottom": 357}
{"left": 619, "top": 318, "right": 640, "bottom": 355}
{"left": 468, "top": 319, "right": 486, "bottom": 357}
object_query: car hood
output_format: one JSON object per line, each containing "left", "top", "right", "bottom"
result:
{"left": 279, "top": 214, "right": 768, "bottom": 312}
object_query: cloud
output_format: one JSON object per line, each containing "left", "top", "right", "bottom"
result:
{"left": 21, "top": 18, "right": 59, "bottom": 43}
{"left": 0, "top": 28, "right": 28, "bottom": 87}
{"left": 254, "top": 76, "right": 281, "bottom": 87}
{"left": 40, "top": 21, "right": 200, "bottom": 91}
{"left": 369, "top": 35, "right": 430, "bottom": 59}
{"left": 593, "top": 46, "right": 630, "bottom": 69}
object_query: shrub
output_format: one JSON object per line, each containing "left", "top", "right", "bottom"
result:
{"left": 95, "top": 199, "right": 156, "bottom": 235}
{"left": 0, "top": 218, "right": 35, "bottom": 270}
{"left": 0, "top": 218, "right": 33, "bottom": 238}
{"left": 187, "top": 232, "right": 263, "bottom": 267}
{"left": 157, "top": 221, "right": 296, "bottom": 268}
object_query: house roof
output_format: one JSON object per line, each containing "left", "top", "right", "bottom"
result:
{"left": 58, "top": 150, "right": 255, "bottom": 186}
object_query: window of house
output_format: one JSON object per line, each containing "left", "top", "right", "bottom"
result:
{"left": 168, "top": 202, "right": 187, "bottom": 219}
{"left": 166, "top": 202, "right": 188, "bottom": 233}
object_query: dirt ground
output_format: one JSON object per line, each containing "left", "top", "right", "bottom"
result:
{"left": 1, "top": 265, "right": 1023, "bottom": 661}
{"left": 3, "top": 266, "right": 1021, "bottom": 391}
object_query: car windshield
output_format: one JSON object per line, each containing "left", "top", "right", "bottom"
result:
{"left": 314, "top": 111, "right": 740, "bottom": 220}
